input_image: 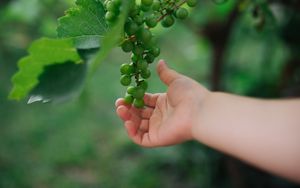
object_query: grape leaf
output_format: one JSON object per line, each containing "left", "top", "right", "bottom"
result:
{"left": 28, "top": 62, "right": 87, "bottom": 104}
{"left": 9, "top": 38, "right": 82, "bottom": 101}
{"left": 57, "top": 0, "right": 108, "bottom": 38}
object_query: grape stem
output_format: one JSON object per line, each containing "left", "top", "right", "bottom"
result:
{"left": 156, "top": 0, "right": 188, "bottom": 22}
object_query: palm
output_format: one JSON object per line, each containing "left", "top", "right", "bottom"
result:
{"left": 116, "top": 60, "right": 208, "bottom": 147}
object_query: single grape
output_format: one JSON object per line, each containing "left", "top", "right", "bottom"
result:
{"left": 139, "top": 80, "right": 148, "bottom": 90}
{"left": 120, "top": 75, "right": 132, "bottom": 86}
{"left": 144, "top": 53, "right": 155, "bottom": 64}
{"left": 131, "top": 53, "right": 141, "bottom": 63}
{"left": 141, "top": 69, "right": 151, "bottom": 79}
{"left": 125, "top": 21, "right": 139, "bottom": 36}
{"left": 152, "top": 0, "right": 161, "bottom": 11}
{"left": 161, "top": 15, "right": 175, "bottom": 27}
{"left": 124, "top": 94, "right": 134, "bottom": 104}
{"left": 120, "top": 63, "right": 134, "bottom": 75}
{"left": 127, "top": 86, "right": 136, "bottom": 95}
{"left": 133, "top": 14, "right": 144, "bottom": 25}
{"left": 150, "top": 46, "right": 160, "bottom": 57}
{"left": 132, "top": 87, "right": 145, "bottom": 99}
{"left": 136, "top": 28, "right": 152, "bottom": 44}
{"left": 121, "top": 40, "right": 134, "bottom": 53}
{"left": 133, "top": 98, "right": 145, "bottom": 108}
{"left": 145, "top": 14, "right": 157, "bottom": 28}
{"left": 106, "top": 1, "right": 118, "bottom": 12}
{"left": 141, "top": 0, "right": 153, "bottom": 7}
{"left": 133, "top": 45, "right": 144, "bottom": 55}
{"left": 186, "top": 0, "right": 197, "bottom": 7}
{"left": 175, "top": 8, "right": 189, "bottom": 19}
{"left": 105, "top": 11, "right": 116, "bottom": 22}
{"left": 137, "top": 60, "right": 148, "bottom": 71}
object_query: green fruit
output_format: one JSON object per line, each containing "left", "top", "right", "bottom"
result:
{"left": 131, "top": 53, "right": 141, "bottom": 63}
{"left": 136, "top": 28, "right": 152, "bottom": 43}
{"left": 127, "top": 86, "right": 136, "bottom": 95}
{"left": 141, "top": 0, "right": 153, "bottom": 7}
{"left": 144, "top": 53, "right": 155, "bottom": 64}
{"left": 121, "top": 40, "right": 133, "bottom": 53}
{"left": 145, "top": 15, "right": 157, "bottom": 28}
{"left": 141, "top": 69, "right": 151, "bottom": 79}
{"left": 137, "top": 60, "right": 148, "bottom": 71}
{"left": 132, "top": 87, "right": 145, "bottom": 99}
{"left": 133, "top": 45, "right": 144, "bottom": 55}
{"left": 120, "top": 75, "right": 132, "bottom": 86}
{"left": 139, "top": 80, "right": 148, "bottom": 90}
{"left": 175, "top": 8, "right": 189, "bottom": 19}
{"left": 120, "top": 63, "right": 134, "bottom": 75}
{"left": 187, "top": 0, "right": 197, "bottom": 7}
{"left": 124, "top": 94, "right": 134, "bottom": 104}
{"left": 124, "top": 21, "right": 139, "bottom": 35}
{"left": 105, "top": 11, "right": 116, "bottom": 22}
{"left": 106, "top": 1, "right": 118, "bottom": 12}
{"left": 133, "top": 98, "right": 145, "bottom": 108}
{"left": 161, "top": 15, "right": 175, "bottom": 27}
{"left": 152, "top": 0, "right": 160, "bottom": 11}
{"left": 150, "top": 46, "right": 160, "bottom": 57}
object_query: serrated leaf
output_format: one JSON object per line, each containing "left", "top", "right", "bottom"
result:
{"left": 57, "top": 0, "right": 108, "bottom": 38}
{"left": 9, "top": 38, "right": 82, "bottom": 100}
{"left": 28, "top": 61, "right": 87, "bottom": 104}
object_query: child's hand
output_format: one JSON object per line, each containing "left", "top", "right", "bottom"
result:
{"left": 115, "top": 60, "right": 210, "bottom": 147}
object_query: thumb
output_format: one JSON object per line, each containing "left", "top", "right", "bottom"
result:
{"left": 157, "top": 60, "right": 182, "bottom": 86}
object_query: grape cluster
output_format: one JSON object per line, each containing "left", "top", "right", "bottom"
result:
{"left": 104, "top": 0, "right": 197, "bottom": 108}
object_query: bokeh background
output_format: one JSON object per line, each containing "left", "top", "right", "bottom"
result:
{"left": 1, "top": 0, "right": 300, "bottom": 187}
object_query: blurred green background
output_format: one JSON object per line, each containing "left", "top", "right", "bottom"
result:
{"left": 1, "top": 0, "right": 300, "bottom": 187}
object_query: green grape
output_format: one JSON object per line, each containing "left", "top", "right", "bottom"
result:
{"left": 112, "top": 0, "right": 121, "bottom": 6}
{"left": 120, "top": 75, "right": 132, "bottom": 86}
{"left": 106, "top": 1, "right": 118, "bottom": 12}
{"left": 120, "top": 63, "right": 134, "bottom": 75}
{"left": 137, "top": 60, "right": 148, "bottom": 71}
{"left": 131, "top": 53, "right": 140, "bottom": 63}
{"left": 161, "top": 15, "right": 175, "bottom": 27}
{"left": 145, "top": 14, "right": 158, "bottom": 28}
{"left": 175, "top": 8, "right": 189, "bottom": 19}
{"left": 144, "top": 53, "right": 155, "bottom": 64}
{"left": 136, "top": 28, "right": 152, "bottom": 44}
{"left": 127, "top": 86, "right": 136, "bottom": 95}
{"left": 125, "top": 20, "right": 139, "bottom": 35}
{"left": 132, "top": 87, "right": 145, "bottom": 99}
{"left": 133, "top": 98, "right": 145, "bottom": 108}
{"left": 150, "top": 46, "right": 160, "bottom": 57}
{"left": 141, "top": 0, "right": 153, "bottom": 7}
{"left": 133, "top": 14, "right": 144, "bottom": 25}
{"left": 121, "top": 40, "right": 134, "bottom": 52}
{"left": 139, "top": 80, "right": 148, "bottom": 90}
{"left": 141, "top": 4, "right": 151, "bottom": 12}
{"left": 130, "top": 5, "right": 140, "bottom": 17}
{"left": 152, "top": 0, "right": 161, "bottom": 11}
{"left": 141, "top": 69, "right": 151, "bottom": 79}
{"left": 186, "top": 0, "right": 197, "bottom": 7}
{"left": 124, "top": 94, "right": 134, "bottom": 104}
{"left": 133, "top": 45, "right": 144, "bottom": 55}
{"left": 105, "top": 11, "right": 116, "bottom": 22}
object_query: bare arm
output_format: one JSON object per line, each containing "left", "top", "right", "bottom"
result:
{"left": 193, "top": 92, "right": 300, "bottom": 183}
{"left": 116, "top": 60, "right": 300, "bottom": 183}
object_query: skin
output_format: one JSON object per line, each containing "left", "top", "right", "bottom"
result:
{"left": 115, "top": 60, "right": 300, "bottom": 183}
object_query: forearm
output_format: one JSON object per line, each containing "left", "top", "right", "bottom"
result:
{"left": 193, "top": 92, "right": 300, "bottom": 183}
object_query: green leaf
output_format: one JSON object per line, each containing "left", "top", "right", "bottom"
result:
{"left": 89, "top": 0, "right": 134, "bottom": 75}
{"left": 28, "top": 62, "right": 87, "bottom": 104}
{"left": 9, "top": 38, "right": 82, "bottom": 101}
{"left": 57, "top": 0, "right": 108, "bottom": 38}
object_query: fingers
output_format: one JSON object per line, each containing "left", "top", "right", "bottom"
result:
{"left": 157, "top": 60, "right": 182, "bottom": 86}
{"left": 144, "top": 93, "right": 160, "bottom": 108}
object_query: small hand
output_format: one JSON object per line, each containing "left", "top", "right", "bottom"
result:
{"left": 115, "top": 60, "right": 209, "bottom": 147}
